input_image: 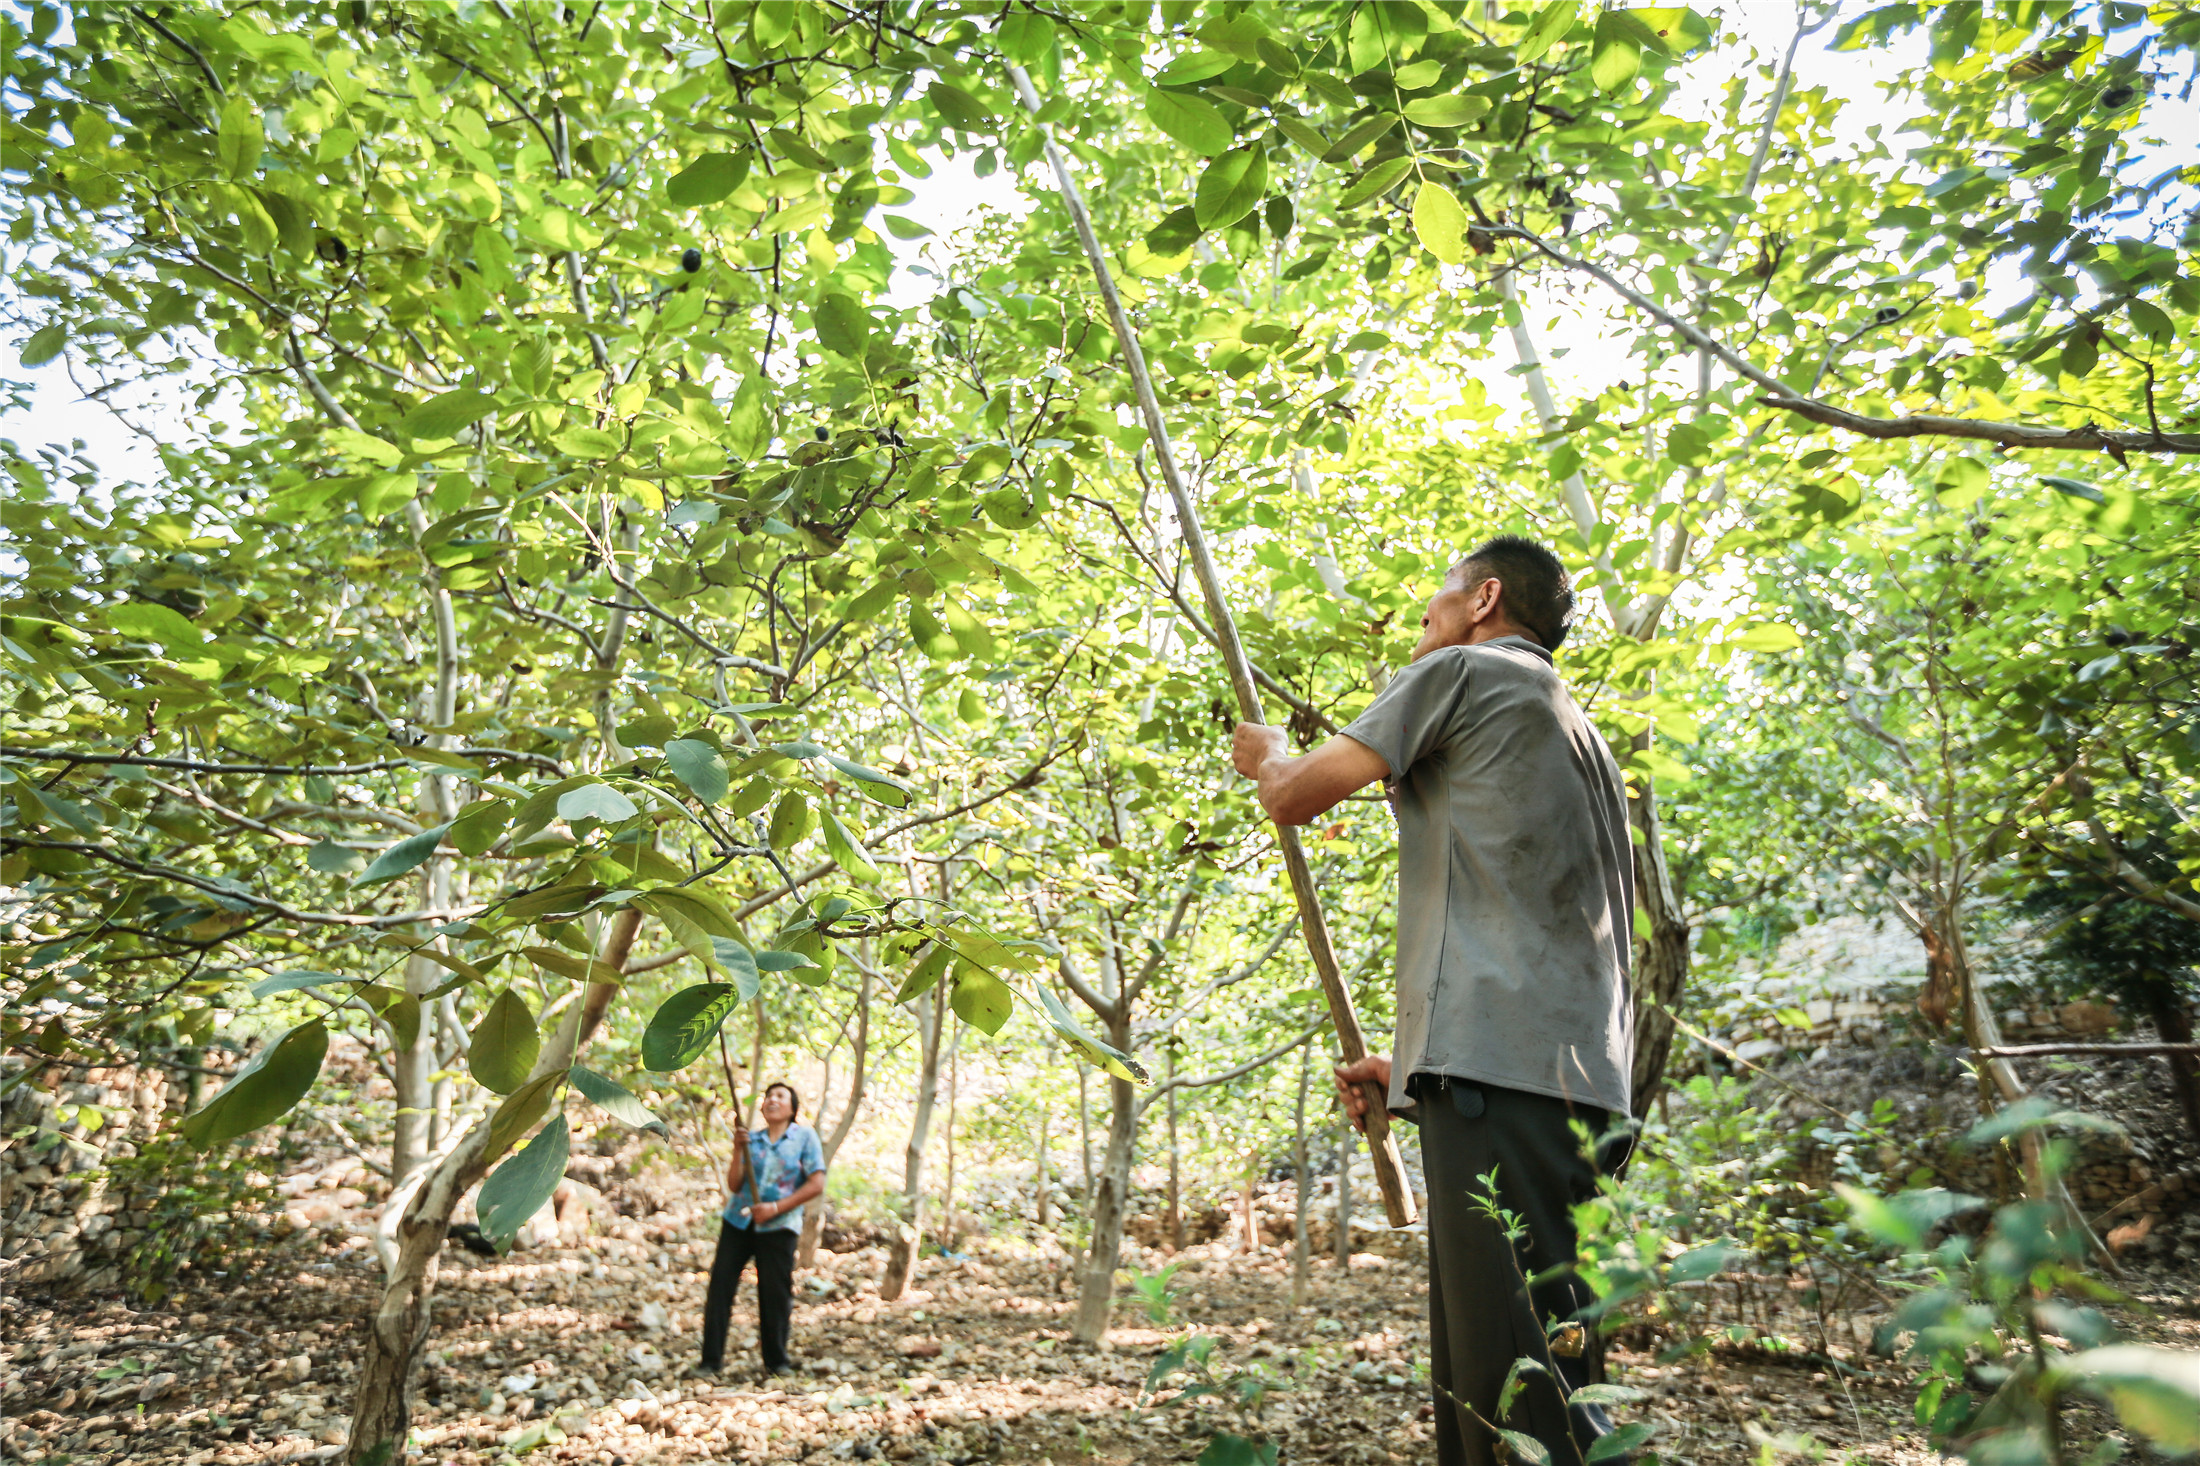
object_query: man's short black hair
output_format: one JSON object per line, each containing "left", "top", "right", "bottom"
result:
{"left": 1453, "top": 534, "right": 1576, "bottom": 650}
{"left": 764, "top": 1081, "right": 800, "bottom": 1120}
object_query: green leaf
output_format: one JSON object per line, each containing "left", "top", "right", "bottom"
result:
{"left": 569, "top": 1065, "right": 669, "bottom": 1135}
{"left": 20, "top": 324, "right": 65, "bottom": 368}
{"left": 2040, "top": 474, "right": 2105, "bottom": 503}
{"left": 1274, "top": 116, "right": 1329, "bottom": 157}
{"left": 306, "top": 838, "right": 365, "bottom": 874}
{"left": 712, "top": 936, "right": 762, "bottom": 1002}
{"left": 895, "top": 943, "right": 954, "bottom": 1003}
{"left": 946, "top": 964, "right": 1012, "bottom": 1034}
{"left": 1197, "top": 1434, "right": 1279, "bottom": 1466}
{"left": 477, "top": 1113, "right": 569, "bottom": 1248}
{"left": 551, "top": 425, "right": 623, "bottom": 459}
{"left": 1321, "top": 113, "right": 1398, "bottom": 163}
{"left": 663, "top": 738, "right": 730, "bottom": 804}
{"left": 1154, "top": 50, "right": 1239, "bottom": 85}
{"left": 2126, "top": 297, "right": 2173, "bottom": 344}
{"left": 557, "top": 782, "right": 637, "bottom": 825}
{"left": 1665, "top": 1241, "right": 1738, "bottom": 1284}
{"left": 1033, "top": 982, "right": 1147, "bottom": 1082}
{"left": 823, "top": 753, "right": 913, "bottom": 807}
{"left": 178, "top": 1020, "right": 327, "bottom": 1147}
{"left": 469, "top": 989, "right": 540, "bottom": 1095}
{"left": 485, "top": 1068, "right": 567, "bottom": 1157}
{"left": 812, "top": 293, "right": 871, "bottom": 358}
{"left": 353, "top": 822, "right": 453, "bottom": 887}
{"left": 668, "top": 151, "right": 748, "bottom": 207}
{"left": 219, "top": 97, "right": 265, "bottom": 179}
{"left": 1584, "top": 1422, "right": 1653, "bottom": 1462}
{"left": 1569, "top": 1383, "right": 1650, "bottom": 1406}
{"left": 1835, "top": 1183, "right": 1984, "bottom": 1250}
{"left": 726, "top": 374, "right": 773, "bottom": 459}
{"left": 1146, "top": 204, "right": 1205, "bottom": 257}
{"left": 754, "top": 948, "right": 817, "bottom": 973}
{"left": 820, "top": 805, "right": 880, "bottom": 884}
{"left": 249, "top": 968, "right": 350, "bottom": 999}
{"left": 1194, "top": 147, "right": 1268, "bottom": 229}
{"left": 767, "top": 790, "right": 811, "bottom": 849}
{"left": 1337, "top": 156, "right": 1415, "bottom": 210}
{"left": 451, "top": 797, "right": 512, "bottom": 856}
{"left": 401, "top": 389, "right": 498, "bottom": 441}
{"left": 640, "top": 886, "right": 742, "bottom": 942}
{"left": 2061, "top": 1346, "right": 2200, "bottom": 1451}
{"left": 1590, "top": 9, "right": 1649, "bottom": 91}
{"left": 522, "top": 944, "right": 625, "bottom": 985}
{"left": 105, "top": 601, "right": 204, "bottom": 650}
{"left": 926, "top": 80, "right": 994, "bottom": 131}
{"left": 1732, "top": 623, "right": 1802, "bottom": 654}
{"left": 642, "top": 983, "right": 740, "bottom": 1072}
{"left": 1966, "top": 1094, "right": 2123, "bottom": 1145}
{"left": 1496, "top": 1432, "right": 1551, "bottom": 1466}
{"left": 1412, "top": 181, "right": 1469, "bottom": 264}
{"left": 1517, "top": 0, "right": 1579, "bottom": 61}
{"left": 1403, "top": 95, "right": 1493, "bottom": 128}
{"left": 998, "top": 11, "right": 1056, "bottom": 65}
{"left": 1146, "top": 88, "right": 1234, "bottom": 156}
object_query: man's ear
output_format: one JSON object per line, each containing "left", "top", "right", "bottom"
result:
{"left": 1470, "top": 576, "right": 1504, "bottom": 623}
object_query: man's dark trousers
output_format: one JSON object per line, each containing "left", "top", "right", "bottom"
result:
{"left": 700, "top": 1222, "right": 797, "bottom": 1372}
{"left": 1416, "top": 1076, "right": 1629, "bottom": 1466}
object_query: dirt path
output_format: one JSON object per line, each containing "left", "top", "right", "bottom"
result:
{"left": 8, "top": 1207, "right": 2193, "bottom": 1465}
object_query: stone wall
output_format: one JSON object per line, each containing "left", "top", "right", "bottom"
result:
{"left": 1, "top": 1063, "right": 173, "bottom": 1292}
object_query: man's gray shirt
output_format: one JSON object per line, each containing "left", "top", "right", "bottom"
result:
{"left": 1341, "top": 636, "right": 1635, "bottom": 1119}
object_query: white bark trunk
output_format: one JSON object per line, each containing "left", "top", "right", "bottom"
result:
{"left": 1334, "top": 1121, "right": 1354, "bottom": 1266}
{"left": 1035, "top": 1103, "right": 1051, "bottom": 1228}
{"left": 1292, "top": 1046, "right": 1312, "bottom": 1305}
{"left": 347, "top": 909, "right": 638, "bottom": 1465}
{"left": 880, "top": 984, "right": 944, "bottom": 1301}
{"left": 1070, "top": 1031, "right": 1138, "bottom": 1344}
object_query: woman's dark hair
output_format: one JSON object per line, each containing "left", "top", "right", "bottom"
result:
{"left": 763, "top": 1081, "right": 800, "bottom": 1119}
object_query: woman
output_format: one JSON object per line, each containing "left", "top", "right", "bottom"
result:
{"left": 696, "top": 1081, "right": 826, "bottom": 1378}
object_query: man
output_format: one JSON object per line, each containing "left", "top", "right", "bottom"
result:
{"left": 697, "top": 1082, "right": 826, "bottom": 1379}
{"left": 1229, "top": 535, "right": 1635, "bottom": 1466}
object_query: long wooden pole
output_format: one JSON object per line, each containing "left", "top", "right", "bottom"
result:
{"left": 1008, "top": 65, "right": 1416, "bottom": 1228}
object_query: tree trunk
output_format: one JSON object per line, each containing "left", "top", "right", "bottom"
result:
{"left": 880, "top": 983, "right": 945, "bottom": 1302}
{"left": 391, "top": 499, "right": 460, "bottom": 1185}
{"left": 1077, "top": 1064, "right": 1094, "bottom": 1206}
{"left": 1334, "top": 1121, "right": 1353, "bottom": 1266}
{"left": 1070, "top": 1022, "right": 1138, "bottom": 1344}
{"left": 428, "top": 993, "right": 459, "bottom": 1153}
{"left": 1035, "top": 1102, "right": 1051, "bottom": 1228}
{"left": 1239, "top": 1158, "right": 1258, "bottom": 1255}
{"left": 1915, "top": 921, "right": 1961, "bottom": 1031}
{"left": 2143, "top": 989, "right": 2200, "bottom": 1148}
{"left": 1947, "top": 907, "right": 2117, "bottom": 1270}
{"left": 799, "top": 961, "right": 869, "bottom": 1270}
{"left": 941, "top": 1025, "right": 960, "bottom": 1251}
{"left": 389, "top": 861, "right": 450, "bottom": 1183}
{"left": 1165, "top": 1046, "right": 1183, "bottom": 1250}
{"left": 1626, "top": 766, "right": 1692, "bottom": 1117}
{"left": 347, "top": 909, "right": 638, "bottom": 1465}
{"left": 1291, "top": 1045, "right": 1312, "bottom": 1305}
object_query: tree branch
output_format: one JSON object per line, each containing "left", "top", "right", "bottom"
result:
{"left": 1137, "top": 1023, "right": 1323, "bottom": 1114}
{"left": 1493, "top": 224, "right": 2200, "bottom": 456}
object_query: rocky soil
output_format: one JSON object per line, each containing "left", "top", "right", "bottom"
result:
{"left": 6, "top": 1145, "right": 2194, "bottom": 1466}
